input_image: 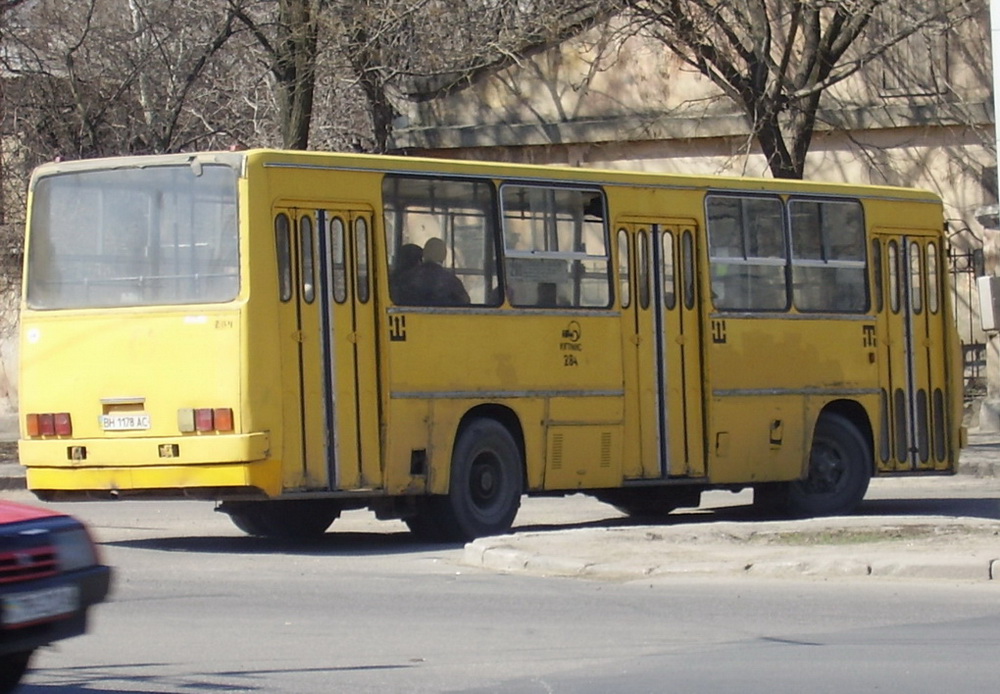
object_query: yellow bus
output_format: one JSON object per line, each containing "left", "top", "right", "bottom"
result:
{"left": 18, "top": 149, "right": 964, "bottom": 540}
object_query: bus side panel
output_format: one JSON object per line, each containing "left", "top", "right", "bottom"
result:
{"left": 703, "top": 316, "right": 877, "bottom": 484}
{"left": 384, "top": 312, "right": 625, "bottom": 495}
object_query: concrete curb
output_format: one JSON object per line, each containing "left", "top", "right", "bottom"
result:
{"left": 463, "top": 519, "right": 1000, "bottom": 583}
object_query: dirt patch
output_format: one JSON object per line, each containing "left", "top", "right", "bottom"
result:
{"left": 750, "top": 525, "right": 1000, "bottom": 546}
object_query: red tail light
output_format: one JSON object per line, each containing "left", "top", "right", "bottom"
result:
{"left": 25, "top": 412, "right": 72, "bottom": 437}
{"left": 54, "top": 413, "right": 73, "bottom": 436}
{"left": 178, "top": 407, "right": 235, "bottom": 433}
{"left": 213, "top": 408, "right": 234, "bottom": 432}
{"left": 194, "top": 409, "right": 214, "bottom": 432}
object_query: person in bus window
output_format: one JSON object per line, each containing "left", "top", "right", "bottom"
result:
{"left": 390, "top": 243, "right": 423, "bottom": 304}
{"left": 414, "top": 237, "right": 470, "bottom": 306}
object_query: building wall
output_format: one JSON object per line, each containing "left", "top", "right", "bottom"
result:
{"left": 391, "top": 8, "right": 996, "bottom": 369}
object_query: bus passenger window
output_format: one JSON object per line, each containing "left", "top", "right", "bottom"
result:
{"left": 789, "top": 198, "right": 866, "bottom": 313}
{"left": 383, "top": 176, "right": 498, "bottom": 306}
{"left": 706, "top": 195, "right": 787, "bottom": 311}
{"left": 500, "top": 184, "right": 611, "bottom": 309}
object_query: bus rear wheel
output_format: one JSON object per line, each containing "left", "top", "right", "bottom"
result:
{"left": 787, "top": 413, "right": 871, "bottom": 517}
{"left": 221, "top": 500, "right": 341, "bottom": 539}
{"left": 431, "top": 418, "right": 523, "bottom": 542}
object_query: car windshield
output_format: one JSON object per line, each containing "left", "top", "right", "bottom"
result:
{"left": 27, "top": 163, "right": 239, "bottom": 309}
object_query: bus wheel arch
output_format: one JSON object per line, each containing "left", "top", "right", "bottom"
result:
{"left": 434, "top": 408, "right": 525, "bottom": 542}
{"left": 787, "top": 406, "right": 873, "bottom": 517}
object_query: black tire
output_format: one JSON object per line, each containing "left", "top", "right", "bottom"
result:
{"left": 226, "top": 504, "right": 273, "bottom": 536}
{"left": 433, "top": 418, "right": 523, "bottom": 542}
{"left": 222, "top": 501, "right": 340, "bottom": 539}
{"left": 596, "top": 487, "right": 702, "bottom": 519}
{"left": 787, "top": 413, "right": 872, "bottom": 517}
{"left": 0, "top": 650, "right": 33, "bottom": 694}
{"left": 403, "top": 500, "right": 449, "bottom": 543}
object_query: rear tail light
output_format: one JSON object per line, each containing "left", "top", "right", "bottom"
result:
{"left": 195, "top": 408, "right": 214, "bottom": 432}
{"left": 25, "top": 412, "right": 72, "bottom": 437}
{"left": 178, "top": 407, "right": 234, "bottom": 433}
{"left": 213, "top": 408, "right": 234, "bottom": 432}
{"left": 54, "top": 413, "right": 73, "bottom": 436}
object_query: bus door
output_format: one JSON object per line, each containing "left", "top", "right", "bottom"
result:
{"left": 618, "top": 223, "right": 660, "bottom": 479}
{"left": 617, "top": 221, "right": 705, "bottom": 480}
{"left": 274, "top": 206, "right": 381, "bottom": 492}
{"left": 319, "top": 209, "right": 382, "bottom": 490}
{"left": 872, "top": 232, "right": 949, "bottom": 472}
{"left": 656, "top": 224, "right": 705, "bottom": 477}
{"left": 274, "top": 207, "right": 327, "bottom": 489}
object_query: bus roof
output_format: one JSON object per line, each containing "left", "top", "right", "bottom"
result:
{"left": 30, "top": 148, "right": 942, "bottom": 204}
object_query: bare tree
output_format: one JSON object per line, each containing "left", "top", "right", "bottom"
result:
{"left": 624, "top": 0, "right": 979, "bottom": 179}
{"left": 232, "top": 0, "right": 620, "bottom": 152}
{"left": 229, "top": 0, "right": 322, "bottom": 149}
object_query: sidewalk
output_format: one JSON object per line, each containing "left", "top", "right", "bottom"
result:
{"left": 465, "top": 432, "right": 1000, "bottom": 583}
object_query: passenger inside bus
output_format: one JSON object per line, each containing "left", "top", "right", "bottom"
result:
{"left": 390, "top": 243, "right": 423, "bottom": 304}
{"left": 418, "top": 238, "right": 471, "bottom": 306}
{"left": 392, "top": 238, "right": 470, "bottom": 306}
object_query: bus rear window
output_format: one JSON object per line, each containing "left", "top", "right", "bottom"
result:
{"left": 27, "top": 163, "right": 239, "bottom": 309}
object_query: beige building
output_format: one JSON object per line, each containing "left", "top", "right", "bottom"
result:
{"left": 390, "top": 7, "right": 997, "bottom": 423}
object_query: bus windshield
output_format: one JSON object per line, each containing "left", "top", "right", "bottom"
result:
{"left": 27, "top": 163, "right": 239, "bottom": 309}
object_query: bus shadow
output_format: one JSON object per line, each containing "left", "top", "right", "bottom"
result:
{"left": 102, "top": 496, "right": 1000, "bottom": 556}
{"left": 102, "top": 532, "right": 463, "bottom": 556}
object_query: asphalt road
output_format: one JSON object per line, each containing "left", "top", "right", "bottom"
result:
{"left": 6, "top": 484, "right": 1000, "bottom": 693}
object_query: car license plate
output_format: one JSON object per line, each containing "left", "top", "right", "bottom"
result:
{"left": 2, "top": 585, "right": 79, "bottom": 628}
{"left": 100, "top": 413, "right": 151, "bottom": 431}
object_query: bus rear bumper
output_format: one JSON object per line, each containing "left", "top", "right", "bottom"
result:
{"left": 18, "top": 433, "right": 281, "bottom": 499}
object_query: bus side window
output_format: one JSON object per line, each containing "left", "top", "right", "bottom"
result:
{"left": 909, "top": 242, "right": 923, "bottom": 314}
{"left": 300, "top": 215, "right": 315, "bottom": 304}
{"left": 706, "top": 195, "right": 787, "bottom": 311}
{"left": 682, "top": 229, "right": 695, "bottom": 310}
{"left": 789, "top": 198, "right": 866, "bottom": 313}
{"left": 618, "top": 229, "right": 630, "bottom": 309}
{"left": 275, "top": 213, "right": 293, "bottom": 303}
{"left": 637, "top": 230, "right": 650, "bottom": 310}
{"left": 871, "top": 239, "right": 883, "bottom": 313}
{"left": 927, "top": 242, "right": 940, "bottom": 314}
{"left": 501, "top": 185, "right": 611, "bottom": 309}
{"left": 331, "top": 217, "right": 348, "bottom": 304}
{"left": 382, "top": 176, "right": 497, "bottom": 306}
{"left": 887, "top": 240, "right": 900, "bottom": 313}
{"left": 356, "top": 217, "right": 370, "bottom": 304}
{"left": 662, "top": 230, "right": 676, "bottom": 310}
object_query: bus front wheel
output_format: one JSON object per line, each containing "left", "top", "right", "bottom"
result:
{"left": 787, "top": 413, "right": 872, "bottom": 517}
{"left": 432, "top": 418, "right": 523, "bottom": 542}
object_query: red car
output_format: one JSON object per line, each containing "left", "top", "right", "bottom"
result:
{"left": 0, "top": 500, "right": 111, "bottom": 693}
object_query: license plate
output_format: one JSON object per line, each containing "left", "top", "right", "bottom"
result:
{"left": 2, "top": 585, "right": 79, "bottom": 628}
{"left": 100, "top": 413, "right": 151, "bottom": 431}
